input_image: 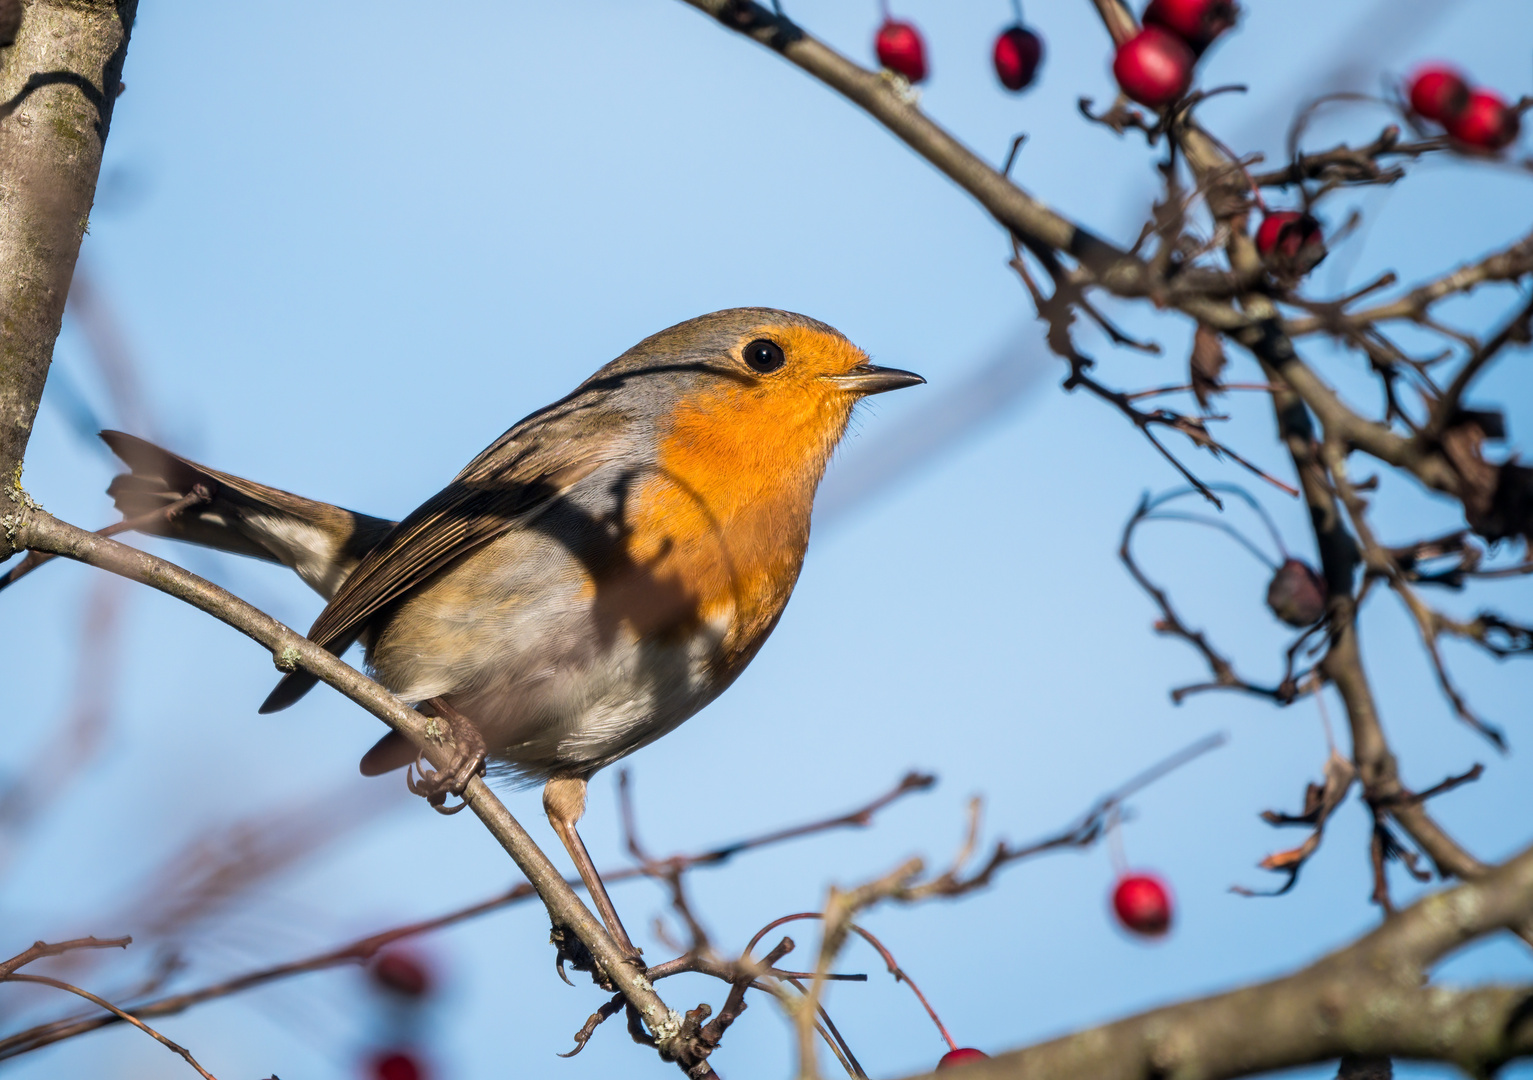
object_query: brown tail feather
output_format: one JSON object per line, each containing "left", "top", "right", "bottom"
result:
{"left": 101, "top": 431, "right": 397, "bottom": 601}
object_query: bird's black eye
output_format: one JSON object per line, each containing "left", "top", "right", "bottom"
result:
{"left": 743, "top": 338, "right": 786, "bottom": 374}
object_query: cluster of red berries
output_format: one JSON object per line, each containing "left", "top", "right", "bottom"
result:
{"left": 1408, "top": 65, "right": 1521, "bottom": 153}
{"left": 874, "top": 5, "right": 1044, "bottom": 94}
{"left": 1113, "top": 0, "right": 1237, "bottom": 109}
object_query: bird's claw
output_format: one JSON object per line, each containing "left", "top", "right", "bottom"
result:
{"left": 406, "top": 704, "right": 487, "bottom": 815}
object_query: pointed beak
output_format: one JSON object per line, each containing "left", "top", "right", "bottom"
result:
{"left": 824, "top": 364, "right": 926, "bottom": 396}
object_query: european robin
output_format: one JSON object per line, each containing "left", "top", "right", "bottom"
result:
{"left": 103, "top": 307, "right": 923, "bottom": 953}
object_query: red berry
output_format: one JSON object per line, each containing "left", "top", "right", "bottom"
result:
{"left": 1407, "top": 65, "right": 1470, "bottom": 124}
{"left": 938, "top": 1048, "right": 990, "bottom": 1069}
{"left": 369, "top": 1050, "right": 425, "bottom": 1080}
{"left": 993, "top": 25, "right": 1043, "bottom": 92}
{"left": 370, "top": 950, "right": 432, "bottom": 998}
{"left": 1266, "top": 558, "right": 1327, "bottom": 627}
{"left": 1447, "top": 88, "right": 1520, "bottom": 152}
{"left": 1112, "top": 873, "right": 1173, "bottom": 937}
{"left": 1143, "top": 0, "right": 1238, "bottom": 49}
{"left": 1255, "top": 211, "right": 1326, "bottom": 274}
{"left": 876, "top": 19, "right": 927, "bottom": 84}
{"left": 1112, "top": 27, "right": 1195, "bottom": 109}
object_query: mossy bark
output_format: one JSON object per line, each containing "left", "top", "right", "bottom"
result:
{"left": 0, "top": 0, "right": 136, "bottom": 538}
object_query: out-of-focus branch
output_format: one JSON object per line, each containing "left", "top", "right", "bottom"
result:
{"left": 0, "top": 0, "right": 136, "bottom": 503}
{"left": 894, "top": 844, "right": 1533, "bottom": 1080}
{"left": 0, "top": 938, "right": 217, "bottom": 1079}
{"left": 1249, "top": 125, "right": 1444, "bottom": 190}
{"left": 3, "top": 507, "right": 693, "bottom": 1059}
{"left": 1424, "top": 290, "right": 1533, "bottom": 440}
{"left": 4, "top": 973, "right": 218, "bottom": 1080}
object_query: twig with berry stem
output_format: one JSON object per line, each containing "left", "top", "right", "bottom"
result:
{"left": 1085, "top": 0, "right": 1135, "bottom": 47}
{"left": 746, "top": 913, "right": 963, "bottom": 1056}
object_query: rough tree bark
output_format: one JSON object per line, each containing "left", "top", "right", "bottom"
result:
{"left": 0, "top": 0, "right": 135, "bottom": 514}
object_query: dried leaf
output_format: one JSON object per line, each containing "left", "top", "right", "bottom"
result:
{"left": 1247, "top": 750, "right": 1355, "bottom": 886}
{"left": 1190, "top": 324, "right": 1227, "bottom": 410}
{"left": 1261, "top": 749, "right": 1354, "bottom": 827}
{"left": 1258, "top": 831, "right": 1322, "bottom": 871}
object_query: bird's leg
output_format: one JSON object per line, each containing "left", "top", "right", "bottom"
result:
{"left": 407, "top": 697, "right": 488, "bottom": 815}
{"left": 543, "top": 776, "right": 641, "bottom": 961}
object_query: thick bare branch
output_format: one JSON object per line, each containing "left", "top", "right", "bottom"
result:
{"left": 896, "top": 845, "right": 1533, "bottom": 1080}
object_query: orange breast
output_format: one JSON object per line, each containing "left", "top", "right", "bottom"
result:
{"left": 603, "top": 328, "right": 861, "bottom": 672}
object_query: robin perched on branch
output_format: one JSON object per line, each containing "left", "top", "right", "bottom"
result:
{"left": 103, "top": 307, "right": 923, "bottom": 954}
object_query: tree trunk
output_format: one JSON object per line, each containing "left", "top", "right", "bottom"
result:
{"left": 0, "top": 0, "right": 136, "bottom": 540}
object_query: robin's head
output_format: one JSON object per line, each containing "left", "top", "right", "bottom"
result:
{"left": 590, "top": 308, "right": 923, "bottom": 500}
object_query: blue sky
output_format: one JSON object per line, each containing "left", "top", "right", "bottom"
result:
{"left": 3, "top": 1, "right": 1531, "bottom": 1078}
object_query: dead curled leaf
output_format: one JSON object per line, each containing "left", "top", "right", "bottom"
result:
{"left": 1190, "top": 324, "right": 1228, "bottom": 410}
{"left": 1235, "top": 749, "right": 1355, "bottom": 892}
